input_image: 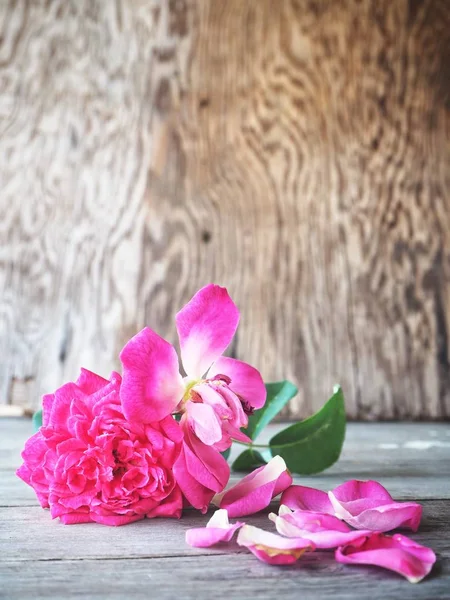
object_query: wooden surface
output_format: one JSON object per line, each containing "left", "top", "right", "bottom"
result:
{"left": 1, "top": 0, "right": 450, "bottom": 420}
{"left": 1, "top": 418, "right": 450, "bottom": 599}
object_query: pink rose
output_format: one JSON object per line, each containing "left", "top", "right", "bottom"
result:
{"left": 119, "top": 284, "right": 267, "bottom": 509}
{"left": 17, "top": 369, "right": 183, "bottom": 525}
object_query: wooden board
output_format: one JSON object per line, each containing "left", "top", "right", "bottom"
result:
{"left": 1, "top": 0, "right": 449, "bottom": 420}
{"left": 1, "top": 419, "right": 450, "bottom": 599}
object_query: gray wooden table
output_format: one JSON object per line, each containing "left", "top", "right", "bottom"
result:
{"left": 1, "top": 419, "right": 449, "bottom": 599}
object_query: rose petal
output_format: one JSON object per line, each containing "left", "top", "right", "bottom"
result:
{"left": 335, "top": 532, "right": 436, "bottom": 583}
{"left": 119, "top": 327, "right": 184, "bottom": 423}
{"left": 270, "top": 505, "right": 372, "bottom": 549}
{"left": 186, "top": 402, "right": 223, "bottom": 446}
{"left": 91, "top": 514, "right": 145, "bottom": 526}
{"left": 176, "top": 284, "right": 240, "bottom": 378}
{"left": 47, "top": 383, "right": 86, "bottom": 430}
{"left": 174, "top": 429, "right": 230, "bottom": 513}
{"left": 146, "top": 486, "right": 183, "bottom": 519}
{"left": 75, "top": 368, "right": 109, "bottom": 395}
{"left": 237, "top": 525, "right": 315, "bottom": 565}
{"left": 214, "top": 455, "right": 292, "bottom": 518}
{"left": 280, "top": 485, "right": 334, "bottom": 514}
{"left": 208, "top": 357, "right": 266, "bottom": 410}
{"left": 329, "top": 480, "right": 422, "bottom": 532}
{"left": 59, "top": 512, "right": 94, "bottom": 525}
{"left": 186, "top": 509, "right": 244, "bottom": 547}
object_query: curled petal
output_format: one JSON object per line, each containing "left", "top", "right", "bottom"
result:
{"left": 329, "top": 480, "right": 422, "bottom": 532}
{"left": 237, "top": 525, "right": 315, "bottom": 565}
{"left": 119, "top": 327, "right": 184, "bottom": 423}
{"left": 335, "top": 533, "right": 436, "bottom": 583}
{"left": 176, "top": 284, "right": 240, "bottom": 378}
{"left": 214, "top": 455, "right": 292, "bottom": 518}
{"left": 280, "top": 485, "right": 334, "bottom": 514}
{"left": 186, "top": 402, "right": 223, "bottom": 446}
{"left": 208, "top": 357, "right": 266, "bottom": 410}
{"left": 186, "top": 509, "right": 244, "bottom": 547}
{"left": 270, "top": 505, "right": 372, "bottom": 549}
{"left": 174, "top": 428, "right": 230, "bottom": 513}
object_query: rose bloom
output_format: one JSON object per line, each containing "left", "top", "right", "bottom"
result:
{"left": 17, "top": 369, "right": 183, "bottom": 525}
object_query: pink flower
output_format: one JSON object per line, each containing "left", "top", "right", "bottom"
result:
{"left": 269, "top": 505, "right": 372, "bottom": 549}
{"left": 17, "top": 370, "right": 183, "bottom": 525}
{"left": 185, "top": 509, "right": 244, "bottom": 547}
{"left": 335, "top": 532, "right": 436, "bottom": 583}
{"left": 120, "top": 284, "right": 267, "bottom": 509}
{"left": 237, "top": 525, "right": 315, "bottom": 565}
{"left": 281, "top": 480, "right": 422, "bottom": 532}
{"left": 213, "top": 456, "right": 292, "bottom": 518}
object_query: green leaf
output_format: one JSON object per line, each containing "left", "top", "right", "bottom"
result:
{"left": 232, "top": 448, "right": 266, "bottom": 471}
{"left": 245, "top": 381, "right": 298, "bottom": 441}
{"left": 221, "top": 447, "right": 231, "bottom": 461}
{"left": 32, "top": 409, "right": 43, "bottom": 432}
{"left": 269, "top": 385, "right": 346, "bottom": 474}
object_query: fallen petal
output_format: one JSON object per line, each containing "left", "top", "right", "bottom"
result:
{"left": 335, "top": 532, "right": 436, "bottom": 583}
{"left": 237, "top": 525, "right": 315, "bottom": 565}
{"left": 329, "top": 480, "right": 422, "bottom": 532}
{"left": 186, "top": 509, "right": 244, "bottom": 547}
{"left": 215, "top": 455, "right": 292, "bottom": 518}
{"left": 280, "top": 485, "right": 334, "bottom": 514}
{"left": 270, "top": 505, "right": 372, "bottom": 549}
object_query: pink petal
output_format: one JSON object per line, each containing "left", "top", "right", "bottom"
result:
{"left": 270, "top": 506, "right": 372, "bottom": 550}
{"left": 215, "top": 456, "right": 292, "bottom": 518}
{"left": 48, "top": 383, "right": 86, "bottom": 430}
{"left": 119, "top": 327, "right": 184, "bottom": 422}
{"left": 146, "top": 486, "right": 183, "bottom": 519}
{"left": 91, "top": 514, "right": 145, "bottom": 526}
{"left": 59, "top": 513, "right": 94, "bottom": 525}
{"left": 186, "top": 509, "right": 244, "bottom": 547}
{"left": 331, "top": 480, "right": 393, "bottom": 510}
{"left": 42, "top": 394, "right": 53, "bottom": 427}
{"left": 173, "top": 429, "right": 230, "bottom": 513}
{"left": 329, "top": 480, "right": 423, "bottom": 532}
{"left": 280, "top": 485, "right": 334, "bottom": 514}
{"left": 222, "top": 424, "right": 253, "bottom": 444}
{"left": 237, "top": 525, "right": 315, "bottom": 565}
{"left": 185, "top": 428, "right": 230, "bottom": 492}
{"left": 186, "top": 402, "right": 223, "bottom": 446}
{"left": 208, "top": 357, "right": 266, "bottom": 409}
{"left": 176, "top": 284, "right": 240, "bottom": 378}
{"left": 335, "top": 533, "right": 436, "bottom": 583}
{"left": 173, "top": 443, "right": 214, "bottom": 513}
{"left": 75, "top": 368, "right": 109, "bottom": 395}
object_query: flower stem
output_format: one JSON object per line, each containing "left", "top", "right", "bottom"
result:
{"left": 232, "top": 440, "right": 270, "bottom": 449}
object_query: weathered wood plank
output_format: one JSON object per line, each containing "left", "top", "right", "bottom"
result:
{"left": 1, "top": 1, "right": 449, "bottom": 420}
{"left": 3, "top": 420, "right": 450, "bottom": 504}
{"left": 1, "top": 545, "right": 449, "bottom": 600}
{"left": 1, "top": 419, "right": 449, "bottom": 598}
{"left": 1, "top": 500, "right": 448, "bottom": 563}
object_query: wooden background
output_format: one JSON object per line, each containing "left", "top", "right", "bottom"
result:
{"left": 1, "top": 0, "right": 449, "bottom": 420}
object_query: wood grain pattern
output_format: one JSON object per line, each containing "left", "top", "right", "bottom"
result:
{"left": 2, "top": 419, "right": 450, "bottom": 599}
{"left": 1, "top": 0, "right": 449, "bottom": 419}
